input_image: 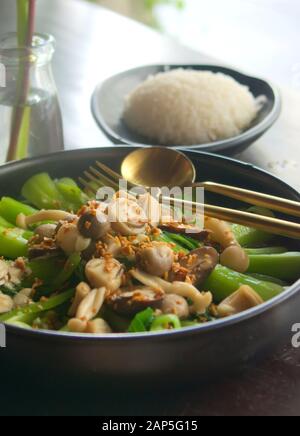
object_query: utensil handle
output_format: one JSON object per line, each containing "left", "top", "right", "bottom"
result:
{"left": 162, "top": 196, "right": 300, "bottom": 240}
{"left": 193, "top": 181, "right": 300, "bottom": 218}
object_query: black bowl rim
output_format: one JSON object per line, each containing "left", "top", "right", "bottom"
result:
{"left": 1, "top": 147, "right": 299, "bottom": 342}
{"left": 91, "top": 64, "right": 282, "bottom": 152}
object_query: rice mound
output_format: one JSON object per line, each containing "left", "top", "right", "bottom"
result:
{"left": 123, "top": 69, "right": 260, "bottom": 146}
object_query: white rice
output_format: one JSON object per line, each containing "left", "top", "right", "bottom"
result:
{"left": 123, "top": 69, "right": 262, "bottom": 146}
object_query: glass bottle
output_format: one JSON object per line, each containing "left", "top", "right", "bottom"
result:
{"left": 0, "top": 33, "right": 64, "bottom": 163}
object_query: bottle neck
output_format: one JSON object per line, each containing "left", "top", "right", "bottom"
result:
{"left": 0, "top": 33, "right": 55, "bottom": 68}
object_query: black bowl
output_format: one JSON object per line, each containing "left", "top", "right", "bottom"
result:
{"left": 91, "top": 65, "right": 281, "bottom": 156}
{"left": 1, "top": 147, "right": 299, "bottom": 385}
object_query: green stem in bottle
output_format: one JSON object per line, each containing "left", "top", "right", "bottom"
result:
{"left": 6, "top": 0, "right": 36, "bottom": 162}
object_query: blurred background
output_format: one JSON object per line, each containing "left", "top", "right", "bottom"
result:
{"left": 88, "top": 0, "right": 300, "bottom": 88}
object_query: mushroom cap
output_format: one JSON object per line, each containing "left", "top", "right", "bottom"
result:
{"left": 137, "top": 242, "right": 174, "bottom": 277}
{"left": 220, "top": 245, "right": 250, "bottom": 273}
{"left": 169, "top": 246, "right": 219, "bottom": 287}
{"left": 77, "top": 210, "right": 111, "bottom": 240}
{"left": 161, "top": 294, "right": 189, "bottom": 319}
{"left": 85, "top": 257, "right": 124, "bottom": 291}
{"left": 56, "top": 222, "right": 91, "bottom": 255}
{"left": 106, "top": 287, "right": 164, "bottom": 317}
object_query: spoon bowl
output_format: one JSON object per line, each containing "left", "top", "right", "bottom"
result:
{"left": 120, "top": 147, "right": 300, "bottom": 223}
{"left": 121, "top": 146, "right": 196, "bottom": 188}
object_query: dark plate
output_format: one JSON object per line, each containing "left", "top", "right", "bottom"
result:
{"left": 91, "top": 65, "right": 281, "bottom": 156}
{"left": 1, "top": 147, "right": 299, "bottom": 386}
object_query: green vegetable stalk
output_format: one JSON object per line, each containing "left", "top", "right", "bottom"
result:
{"left": 21, "top": 173, "right": 67, "bottom": 210}
{"left": 0, "top": 197, "right": 36, "bottom": 225}
{"left": 245, "top": 247, "right": 287, "bottom": 255}
{"left": 246, "top": 273, "right": 287, "bottom": 287}
{"left": 247, "top": 253, "right": 300, "bottom": 282}
{"left": 21, "top": 173, "right": 87, "bottom": 212}
{"left": 55, "top": 178, "right": 89, "bottom": 211}
{"left": 0, "top": 226, "right": 29, "bottom": 258}
{"left": 150, "top": 314, "right": 181, "bottom": 331}
{"left": 204, "top": 265, "right": 283, "bottom": 303}
{"left": 0, "top": 216, "right": 14, "bottom": 229}
{"left": 0, "top": 288, "right": 74, "bottom": 324}
{"left": 155, "top": 232, "right": 189, "bottom": 254}
{"left": 25, "top": 257, "right": 66, "bottom": 285}
{"left": 163, "top": 231, "right": 200, "bottom": 251}
{"left": 34, "top": 253, "right": 81, "bottom": 298}
{"left": 232, "top": 223, "right": 274, "bottom": 247}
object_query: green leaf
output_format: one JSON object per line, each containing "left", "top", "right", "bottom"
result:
{"left": 128, "top": 308, "right": 154, "bottom": 333}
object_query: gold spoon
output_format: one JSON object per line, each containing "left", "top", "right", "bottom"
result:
{"left": 121, "top": 146, "right": 300, "bottom": 218}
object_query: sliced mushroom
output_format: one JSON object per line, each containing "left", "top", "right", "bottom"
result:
{"left": 218, "top": 285, "right": 264, "bottom": 318}
{"left": 169, "top": 247, "right": 219, "bottom": 287}
{"left": 136, "top": 242, "right": 174, "bottom": 277}
{"left": 161, "top": 294, "right": 189, "bottom": 319}
{"left": 77, "top": 210, "right": 111, "bottom": 240}
{"left": 102, "top": 234, "right": 122, "bottom": 257}
{"left": 108, "top": 197, "right": 147, "bottom": 236}
{"left": 56, "top": 222, "right": 91, "bottom": 255}
{"left": 28, "top": 243, "right": 62, "bottom": 260}
{"left": 17, "top": 210, "right": 76, "bottom": 229}
{"left": 130, "top": 269, "right": 212, "bottom": 315}
{"left": 85, "top": 257, "right": 124, "bottom": 291}
{"left": 106, "top": 287, "right": 164, "bottom": 316}
{"left": 0, "top": 293, "right": 13, "bottom": 314}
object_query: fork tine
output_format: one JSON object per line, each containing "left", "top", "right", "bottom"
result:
{"left": 89, "top": 166, "right": 119, "bottom": 191}
{"left": 96, "top": 161, "right": 136, "bottom": 189}
{"left": 96, "top": 161, "right": 122, "bottom": 183}
{"left": 78, "top": 176, "right": 98, "bottom": 196}
{"left": 83, "top": 169, "right": 119, "bottom": 196}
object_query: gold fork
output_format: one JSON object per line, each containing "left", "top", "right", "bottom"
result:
{"left": 79, "top": 161, "right": 300, "bottom": 240}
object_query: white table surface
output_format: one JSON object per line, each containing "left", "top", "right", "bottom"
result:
{"left": 1, "top": 0, "right": 299, "bottom": 192}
